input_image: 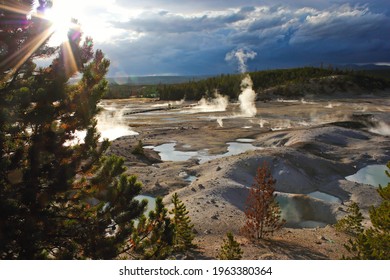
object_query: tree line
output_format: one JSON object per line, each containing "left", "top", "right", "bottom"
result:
{"left": 157, "top": 68, "right": 390, "bottom": 101}
{"left": 104, "top": 67, "right": 390, "bottom": 100}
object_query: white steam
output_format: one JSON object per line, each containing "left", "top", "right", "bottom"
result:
{"left": 96, "top": 108, "right": 138, "bottom": 140}
{"left": 258, "top": 119, "right": 268, "bottom": 128}
{"left": 65, "top": 106, "right": 138, "bottom": 146}
{"left": 369, "top": 121, "right": 390, "bottom": 136}
{"left": 217, "top": 117, "right": 224, "bottom": 127}
{"left": 189, "top": 91, "right": 229, "bottom": 113}
{"left": 226, "top": 48, "right": 258, "bottom": 118}
{"left": 225, "top": 48, "right": 257, "bottom": 73}
{"left": 325, "top": 102, "right": 333, "bottom": 109}
{"left": 238, "top": 75, "right": 257, "bottom": 117}
{"left": 152, "top": 98, "right": 185, "bottom": 108}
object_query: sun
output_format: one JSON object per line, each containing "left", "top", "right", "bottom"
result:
{"left": 44, "top": 1, "right": 78, "bottom": 45}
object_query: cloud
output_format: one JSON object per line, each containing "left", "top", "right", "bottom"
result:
{"left": 94, "top": 2, "right": 390, "bottom": 75}
{"left": 112, "top": 9, "right": 247, "bottom": 34}
{"left": 290, "top": 4, "right": 389, "bottom": 44}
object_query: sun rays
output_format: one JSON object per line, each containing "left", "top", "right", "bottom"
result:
{"left": 0, "top": 1, "right": 83, "bottom": 83}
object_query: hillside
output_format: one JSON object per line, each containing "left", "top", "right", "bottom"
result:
{"left": 157, "top": 67, "right": 390, "bottom": 100}
{"left": 104, "top": 67, "right": 390, "bottom": 100}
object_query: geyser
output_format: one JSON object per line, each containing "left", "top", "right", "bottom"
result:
{"left": 238, "top": 74, "right": 257, "bottom": 117}
{"left": 226, "top": 48, "right": 258, "bottom": 118}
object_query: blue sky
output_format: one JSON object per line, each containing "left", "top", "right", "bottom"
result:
{"left": 50, "top": 0, "right": 390, "bottom": 76}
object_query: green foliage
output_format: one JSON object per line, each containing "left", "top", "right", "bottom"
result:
{"left": 154, "top": 67, "right": 390, "bottom": 101}
{"left": 0, "top": 2, "right": 148, "bottom": 259}
{"left": 132, "top": 140, "right": 145, "bottom": 156}
{"left": 170, "top": 193, "right": 195, "bottom": 251}
{"left": 241, "top": 163, "right": 285, "bottom": 240}
{"left": 129, "top": 197, "right": 174, "bottom": 260}
{"left": 344, "top": 162, "right": 390, "bottom": 259}
{"left": 335, "top": 202, "right": 364, "bottom": 236}
{"left": 217, "top": 232, "right": 243, "bottom": 260}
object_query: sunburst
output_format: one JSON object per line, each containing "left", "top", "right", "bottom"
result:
{"left": 43, "top": 1, "right": 78, "bottom": 46}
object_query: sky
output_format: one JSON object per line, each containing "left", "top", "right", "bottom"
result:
{"left": 46, "top": 0, "right": 390, "bottom": 76}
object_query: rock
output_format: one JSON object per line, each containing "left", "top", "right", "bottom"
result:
{"left": 260, "top": 253, "right": 275, "bottom": 260}
{"left": 216, "top": 166, "right": 222, "bottom": 171}
{"left": 204, "top": 229, "right": 212, "bottom": 235}
{"left": 211, "top": 214, "right": 219, "bottom": 220}
{"left": 191, "top": 187, "right": 196, "bottom": 192}
{"left": 198, "top": 184, "right": 205, "bottom": 189}
{"left": 318, "top": 235, "right": 327, "bottom": 241}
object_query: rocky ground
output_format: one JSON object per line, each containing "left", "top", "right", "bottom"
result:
{"left": 104, "top": 93, "right": 390, "bottom": 259}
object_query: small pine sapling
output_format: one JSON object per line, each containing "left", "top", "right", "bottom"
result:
{"left": 217, "top": 232, "right": 243, "bottom": 260}
{"left": 170, "top": 193, "right": 195, "bottom": 251}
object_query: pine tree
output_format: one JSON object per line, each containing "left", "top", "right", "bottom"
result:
{"left": 344, "top": 162, "right": 390, "bottom": 259}
{"left": 170, "top": 192, "right": 194, "bottom": 251}
{"left": 335, "top": 202, "right": 364, "bottom": 236}
{"left": 217, "top": 232, "right": 243, "bottom": 260}
{"left": 0, "top": 1, "right": 147, "bottom": 259}
{"left": 241, "top": 162, "right": 285, "bottom": 240}
{"left": 128, "top": 197, "right": 174, "bottom": 259}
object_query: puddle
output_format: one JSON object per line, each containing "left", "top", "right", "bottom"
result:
{"left": 135, "top": 195, "right": 156, "bottom": 214}
{"left": 276, "top": 194, "right": 336, "bottom": 228}
{"left": 179, "top": 171, "right": 197, "bottom": 183}
{"left": 147, "top": 141, "right": 261, "bottom": 163}
{"left": 307, "top": 191, "right": 341, "bottom": 203}
{"left": 236, "top": 138, "right": 255, "bottom": 143}
{"left": 345, "top": 164, "right": 388, "bottom": 187}
{"left": 153, "top": 143, "right": 200, "bottom": 161}
{"left": 185, "top": 175, "right": 197, "bottom": 182}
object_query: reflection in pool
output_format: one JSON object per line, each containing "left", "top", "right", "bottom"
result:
{"left": 276, "top": 194, "right": 335, "bottom": 228}
{"left": 307, "top": 191, "right": 341, "bottom": 203}
{"left": 147, "top": 141, "right": 262, "bottom": 163}
{"left": 345, "top": 164, "right": 388, "bottom": 187}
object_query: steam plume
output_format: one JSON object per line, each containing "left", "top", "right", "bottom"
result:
{"left": 238, "top": 75, "right": 257, "bottom": 117}
{"left": 226, "top": 48, "right": 257, "bottom": 118}
{"left": 188, "top": 90, "right": 228, "bottom": 113}
{"left": 225, "top": 48, "right": 257, "bottom": 73}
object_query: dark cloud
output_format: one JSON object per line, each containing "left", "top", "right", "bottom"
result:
{"left": 113, "top": 9, "right": 246, "bottom": 34}
{"left": 99, "top": 2, "right": 390, "bottom": 75}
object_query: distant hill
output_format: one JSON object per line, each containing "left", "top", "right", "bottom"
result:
{"left": 106, "top": 75, "right": 211, "bottom": 85}
{"left": 338, "top": 64, "right": 390, "bottom": 80}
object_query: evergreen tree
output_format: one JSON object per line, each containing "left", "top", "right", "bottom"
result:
{"left": 131, "top": 140, "right": 145, "bottom": 156}
{"left": 0, "top": 1, "right": 147, "bottom": 259}
{"left": 217, "top": 232, "right": 243, "bottom": 260}
{"left": 345, "top": 162, "right": 390, "bottom": 259}
{"left": 335, "top": 202, "right": 364, "bottom": 236}
{"left": 128, "top": 197, "right": 174, "bottom": 260}
{"left": 241, "top": 163, "right": 285, "bottom": 240}
{"left": 170, "top": 192, "right": 194, "bottom": 251}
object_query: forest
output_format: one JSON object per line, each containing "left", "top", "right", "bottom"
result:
{"left": 105, "top": 67, "right": 390, "bottom": 100}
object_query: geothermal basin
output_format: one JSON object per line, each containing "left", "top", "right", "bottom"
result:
{"left": 100, "top": 94, "right": 389, "bottom": 232}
